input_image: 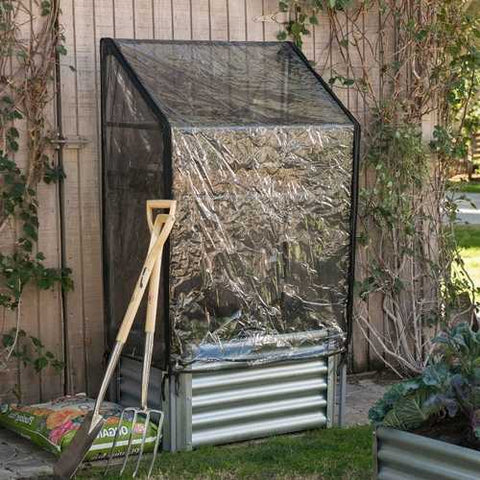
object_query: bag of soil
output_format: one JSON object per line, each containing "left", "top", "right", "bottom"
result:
{"left": 0, "top": 394, "right": 159, "bottom": 460}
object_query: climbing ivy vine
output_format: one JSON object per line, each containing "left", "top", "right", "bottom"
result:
{"left": 276, "top": 0, "right": 353, "bottom": 47}
{"left": 278, "top": 0, "right": 480, "bottom": 376}
{"left": 0, "top": 0, "right": 71, "bottom": 374}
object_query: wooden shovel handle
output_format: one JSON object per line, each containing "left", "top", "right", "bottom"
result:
{"left": 147, "top": 200, "right": 177, "bottom": 232}
{"left": 144, "top": 216, "right": 163, "bottom": 334}
{"left": 145, "top": 200, "right": 176, "bottom": 333}
{"left": 115, "top": 201, "right": 176, "bottom": 343}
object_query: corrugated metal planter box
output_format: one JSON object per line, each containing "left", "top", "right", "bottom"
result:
{"left": 374, "top": 426, "right": 480, "bottom": 480}
{"left": 119, "top": 356, "right": 340, "bottom": 452}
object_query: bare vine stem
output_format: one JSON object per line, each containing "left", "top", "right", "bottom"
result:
{"left": 0, "top": 0, "right": 70, "bottom": 378}
{"left": 277, "top": 0, "right": 480, "bottom": 376}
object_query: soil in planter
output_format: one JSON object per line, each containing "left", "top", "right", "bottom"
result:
{"left": 412, "top": 417, "right": 480, "bottom": 451}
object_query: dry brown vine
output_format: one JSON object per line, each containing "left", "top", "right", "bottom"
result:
{"left": 278, "top": 0, "right": 480, "bottom": 376}
{"left": 0, "top": 0, "right": 70, "bottom": 375}
{"left": 1, "top": 0, "right": 62, "bottom": 225}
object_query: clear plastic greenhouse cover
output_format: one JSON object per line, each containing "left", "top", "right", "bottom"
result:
{"left": 101, "top": 39, "right": 360, "bottom": 371}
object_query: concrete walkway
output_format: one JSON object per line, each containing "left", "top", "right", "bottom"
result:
{"left": 456, "top": 192, "right": 480, "bottom": 224}
{"left": 0, "top": 374, "right": 391, "bottom": 479}
{"left": 0, "top": 428, "right": 55, "bottom": 479}
{"left": 344, "top": 374, "right": 390, "bottom": 426}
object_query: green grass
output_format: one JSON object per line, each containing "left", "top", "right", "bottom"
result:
{"left": 453, "top": 182, "right": 480, "bottom": 194}
{"left": 79, "top": 426, "right": 374, "bottom": 480}
{"left": 455, "top": 225, "right": 480, "bottom": 288}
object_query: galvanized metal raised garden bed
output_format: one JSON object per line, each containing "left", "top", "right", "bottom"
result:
{"left": 374, "top": 427, "right": 480, "bottom": 480}
{"left": 119, "top": 354, "right": 343, "bottom": 451}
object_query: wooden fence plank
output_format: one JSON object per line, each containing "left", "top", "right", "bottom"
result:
{"left": 172, "top": 0, "right": 192, "bottom": 40}
{"left": 314, "top": 9, "right": 333, "bottom": 78}
{"left": 37, "top": 92, "right": 64, "bottom": 402}
{"left": 15, "top": 3, "right": 42, "bottom": 405}
{"left": 329, "top": 11, "right": 349, "bottom": 108}
{"left": 262, "top": 0, "right": 279, "bottom": 41}
{"left": 362, "top": 6, "right": 386, "bottom": 371}
{"left": 352, "top": 277, "right": 370, "bottom": 371}
{"left": 134, "top": 0, "right": 155, "bottom": 39}
{"left": 60, "top": 0, "right": 87, "bottom": 395}
{"left": 113, "top": 0, "right": 134, "bottom": 37}
{"left": 153, "top": 0, "right": 173, "bottom": 39}
{"left": 93, "top": 0, "right": 114, "bottom": 212}
{"left": 72, "top": 0, "right": 105, "bottom": 395}
{"left": 191, "top": 0, "right": 211, "bottom": 40}
{"left": 0, "top": 226, "right": 20, "bottom": 402}
{"left": 210, "top": 0, "right": 229, "bottom": 40}
{"left": 245, "top": 0, "right": 264, "bottom": 41}
{"left": 228, "top": 0, "right": 246, "bottom": 41}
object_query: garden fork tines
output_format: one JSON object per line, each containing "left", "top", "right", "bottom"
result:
{"left": 105, "top": 200, "right": 176, "bottom": 479}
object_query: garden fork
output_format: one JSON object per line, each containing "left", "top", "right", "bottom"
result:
{"left": 53, "top": 200, "right": 175, "bottom": 480}
{"left": 104, "top": 200, "right": 176, "bottom": 479}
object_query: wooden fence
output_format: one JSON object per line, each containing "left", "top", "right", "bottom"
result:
{"left": 0, "top": 0, "right": 409, "bottom": 404}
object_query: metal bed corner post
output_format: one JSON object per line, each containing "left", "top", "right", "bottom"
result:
{"left": 165, "top": 371, "right": 193, "bottom": 452}
{"left": 337, "top": 360, "right": 347, "bottom": 427}
{"left": 327, "top": 354, "right": 347, "bottom": 428}
{"left": 326, "top": 356, "right": 336, "bottom": 428}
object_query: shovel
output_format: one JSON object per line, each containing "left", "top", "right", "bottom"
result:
{"left": 103, "top": 200, "right": 170, "bottom": 478}
{"left": 53, "top": 200, "right": 176, "bottom": 480}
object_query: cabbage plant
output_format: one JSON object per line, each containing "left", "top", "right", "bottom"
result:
{"left": 369, "top": 323, "right": 480, "bottom": 440}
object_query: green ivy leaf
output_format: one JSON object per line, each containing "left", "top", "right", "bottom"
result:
{"left": 56, "top": 44, "right": 67, "bottom": 56}
{"left": 34, "top": 357, "right": 48, "bottom": 372}
{"left": 23, "top": 223, "right": 38, "bottom": 241}
{"left": 8, "top": 127, "right": 19, "bottom": 138}
{"left": 51, "top": 359, "right": 65, "bottom": 373}
{"left": 30, "top": 336, "right": 44, "bottom": 349}
{"left": 2, "top": 334, "right": 14, "bottom": 348}
{"left": 43, "top": 163, "right": 66, "bottom": 184}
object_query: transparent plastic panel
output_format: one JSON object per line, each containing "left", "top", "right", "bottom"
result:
{"left": 115, "top": 41, "right": 352, "bottom": 128}
{"left": 169, "top": 125, "right": 354, "bottom": 368}
{"left": 103, "top": 54, "right": 167, "bottom": 365}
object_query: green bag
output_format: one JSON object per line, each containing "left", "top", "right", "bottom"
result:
{"left": 0, "top": 394, "right": 159, "bottom": 460}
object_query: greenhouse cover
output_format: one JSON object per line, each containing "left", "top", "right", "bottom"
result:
{"left": 101, "top": 39, "right": 360, "bottom": 370}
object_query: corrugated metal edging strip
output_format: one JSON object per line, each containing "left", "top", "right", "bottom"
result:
{"left": 376, "top": 427, "right": 480, "bottom": 480}
{"left": 193, "top": 411, "right": 327, "bottom": 447}
{"left": 193, "top": 395, "right": 327, "bottom": 428}
{"left": 193, "top": 377, "right": 327, "bottom": 409}
{"left": 192, "top": 359, "right": 328, "bottom": 447}
{"left": 119, "top": 357, "right": 163, "bottom": 409}
{"left": 192, "top": 359, "right": 327, "bottom": 391}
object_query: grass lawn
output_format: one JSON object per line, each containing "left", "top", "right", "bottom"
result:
{"left": 455, "top": 225, "right": 480, "bottom": 288}
{"left": 455, "top": 182, "right": 480, "bottom": 194}
{"left": 79, "top": 426, "right": 373, "bottom": 480}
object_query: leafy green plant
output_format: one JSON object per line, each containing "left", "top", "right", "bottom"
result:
{"left": 276, "top": 0, "right": 353, "bottom": 47}
{"left": 370, "top": 323, "right": 480, "bottom": 441}
{"left": 369, "top": 379, "right": 423, "bottom": 425}
{"left": 381, "top": 390, "right": 444, "bottom": 431}
{"left": 2, "top": 328, "right": 64, "bottom": 373}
